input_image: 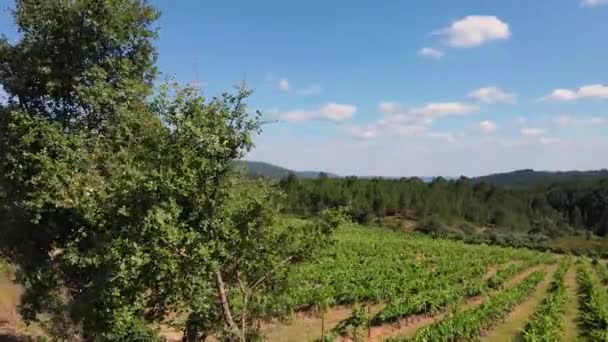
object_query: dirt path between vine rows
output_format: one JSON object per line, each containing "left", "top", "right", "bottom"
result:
{"left": 261, "top": 303, "right": 385, "bottom": 342}
{"left": 259, "top": 262, "right": 515, "bottom": 342}
{"left": 358, "top": 263, "right": 548, "bottom": 342}
{"left": 483, "top": 260, "right": 521, "bottom": 281}
{"left": 480, "top": 263, "right": 558, "bottom": 342}
{"left": 562, "top": 265, "right": 581, "bottom": 342}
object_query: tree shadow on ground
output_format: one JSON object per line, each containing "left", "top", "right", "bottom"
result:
{"left": 0, "top": 334, "right": 38, "bottom": 342}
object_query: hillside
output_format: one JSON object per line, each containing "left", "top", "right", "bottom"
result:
{"left": 472, "top": 169, "right": 608, "bottom": 188}
{"left": 238, "top": 162, "right": 608, "bottom": 187}
{"left": 235, "top": 160, "right": 336, "bottom": 179}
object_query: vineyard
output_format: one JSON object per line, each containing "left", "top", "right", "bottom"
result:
{"left": 260, "top": 222, "right": 605, "bottom": 342}
{"left": 2, "top": 221, "right": 608, "bottom": 341}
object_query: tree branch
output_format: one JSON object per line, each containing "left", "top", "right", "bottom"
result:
{"left": 213, "top": 270, "right": 239, "bottom": 336}
{"left": 250, "top": 255, "right": 295, "bottom": 291}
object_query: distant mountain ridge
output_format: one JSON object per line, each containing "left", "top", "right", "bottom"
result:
{"left": 235, "top": 160, "right": 336, "bottom": 179}
{"left": 237, "top": 161, "right": 608, "bottom": 187}
{"left": 471, "top": 169, "right": 608, "bottom": 188}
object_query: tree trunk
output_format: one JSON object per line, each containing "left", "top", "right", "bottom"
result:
{"left": 321, "top": 311, "right": 325, "bottom": 341}
{"left": 185, "top": 320, "right": 199, "bottom": 342}
{"left": 241, "top": 293, "right": 248, "bottom": 342}
{"left": 367, "top": 304, "right": 371, "bottom": 338}
{"left": 213, "top": 270, "right": 241, "bottom": 338}
{"left": 184, "top": 313, "right": 207, "bottom": 342}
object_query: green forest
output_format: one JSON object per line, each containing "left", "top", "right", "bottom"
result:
{"left": 277, "top": 173, "right": 608, "bottom": 252}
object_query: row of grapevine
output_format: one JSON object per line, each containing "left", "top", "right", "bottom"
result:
{"left": 577, "top": 260, "right": 608, "bottom": 340}
{"left": 280, "top": 224, "right": 555, "bottom": 314}
{"left": 391, "top": 271, "right": 546, "bottom": 341}
{"left": 370, "top": 259, "right": 540, "bottom": 326}
{"left": 487, "top": 261, "right": 532, "bottom": 289}
{"left": 370, "top": 282, "right": 465, "bottom": 325}
{"left": 520, "top": 260, "right": 570, "bottom": 341}
{"left": 592, "top": 259, "right": 608, "bottom": 285}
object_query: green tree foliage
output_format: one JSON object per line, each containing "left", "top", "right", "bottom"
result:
{"left": 279, "top": 176, "right": 564, "bottom": 234}
{"left": 0, "top": 1, "right": 340, "bottom": 340}
{"left": 546, "top": 180, "right": 608, "bottom": 236}
{"left": 279, "top": 174, "right": 608, "bottom": 240}
{"left": 0, "top": 1, "right": 162, "bottom": 338}
{"left": 0, "top": 0, "right": 158, "bottom": 129}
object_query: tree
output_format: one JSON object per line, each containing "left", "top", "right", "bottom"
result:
{"left": 186, "top": 182, "right": 346, "bottom": 341}
{"left": 1, "top": 0, "right": 162, "bottom": 339}
{"left": 0, "top": 0, "right": 158, "bottom": 130}
{"left": 310, "top": 274, "right": 336, "bottom": 342}
{"left": 0, "top": 1, "right": 341, "bottom": 340}
{"left": 572, "top": 207, "right": 584, "bottom": 227}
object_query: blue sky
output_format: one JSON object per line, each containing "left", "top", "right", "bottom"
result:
{"left": 2, "top": 0, "right": 608, "bottom": 177}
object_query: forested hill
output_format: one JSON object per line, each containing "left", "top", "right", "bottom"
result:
{"left": 278, "top": 174, "right": 608, "bottom": 251}
{"left": 239, "top": 161, "right": 608, "bottom": 188}
{"left": 472, "top": 169, "right": 608, "bottom": 188}
{"left": 235, "top": 160, "right": 336, "bottom": 179}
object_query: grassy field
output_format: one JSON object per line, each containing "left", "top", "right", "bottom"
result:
{"left": 550, "top": 235, "right": 608, "bottom": 253}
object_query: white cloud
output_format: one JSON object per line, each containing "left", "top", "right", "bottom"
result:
{"left": 298, "top": 84, "right": 323, "bottom": 96}
{"left": 280, "top": 103, "right": 356, "bottom": 122}
{"left": 375, "top": 102, "right": 476, "bottom": 129}
{"left": 521, "top": 127, "right": 546, "bottom": 137}
{"left": 554, "top": 115, "right": 608, "bottom": 127}
{"left": 418, "top": 47, "right": 444, "bottom": 59}
{"left": 581, "top": 0, "right": 608, "bottom": 7}
{"left": 410, "top": 102, "right": 478, "bottom": 118}
{"left": 469, "top": 87, "right": 516, "bottom": 104}
{"left": 479, "top": 120, "right": 497, "bottom": 133}
{"left": 436, "top": 16, "right": 511, "bottom": 48}
{"left": 543, "top": 84, "right": 608, "bottom": 101}
{"left": 518, "top": 127, "right": 560, "bottom": 145}
{"left": 579, "top": 84, "right": 608, "bottom": 98}
{"left": 348, "top": 101, "right": 477, "bottom": 140}
{"left": 543, "top": 89, "right": 578, "bottom": 101}
{"left": 278, "top": 78, "right": 290, "bottom": 92}
{"left": 321, "top": 103, "right": 357, "bottom": 121}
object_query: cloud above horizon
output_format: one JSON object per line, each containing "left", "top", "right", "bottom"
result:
{"left": 479, "top": 120, "right": 497, "bottom": 133}
{"left": 469, "top": 87, "right": 516, "bottom": 104}
{"left": 278, "top": 78, "right": 290, "bottom": 92}
{"left": 279, "top": 103, "right": 357, "bottom": 122}
{"left": 542, "top": 84, "right": 608, "bottom": 101}
{"left": 346, "top": 101, "right": 477, "bottom": 142}
{"left": 436, "top": 16, "right": 511, "bottom": 48}
{"left": 418, "top": 47, "right": 444, "bottom": 59}
{"left": 581, "top": 0, "right": 608, "bottom": 7}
